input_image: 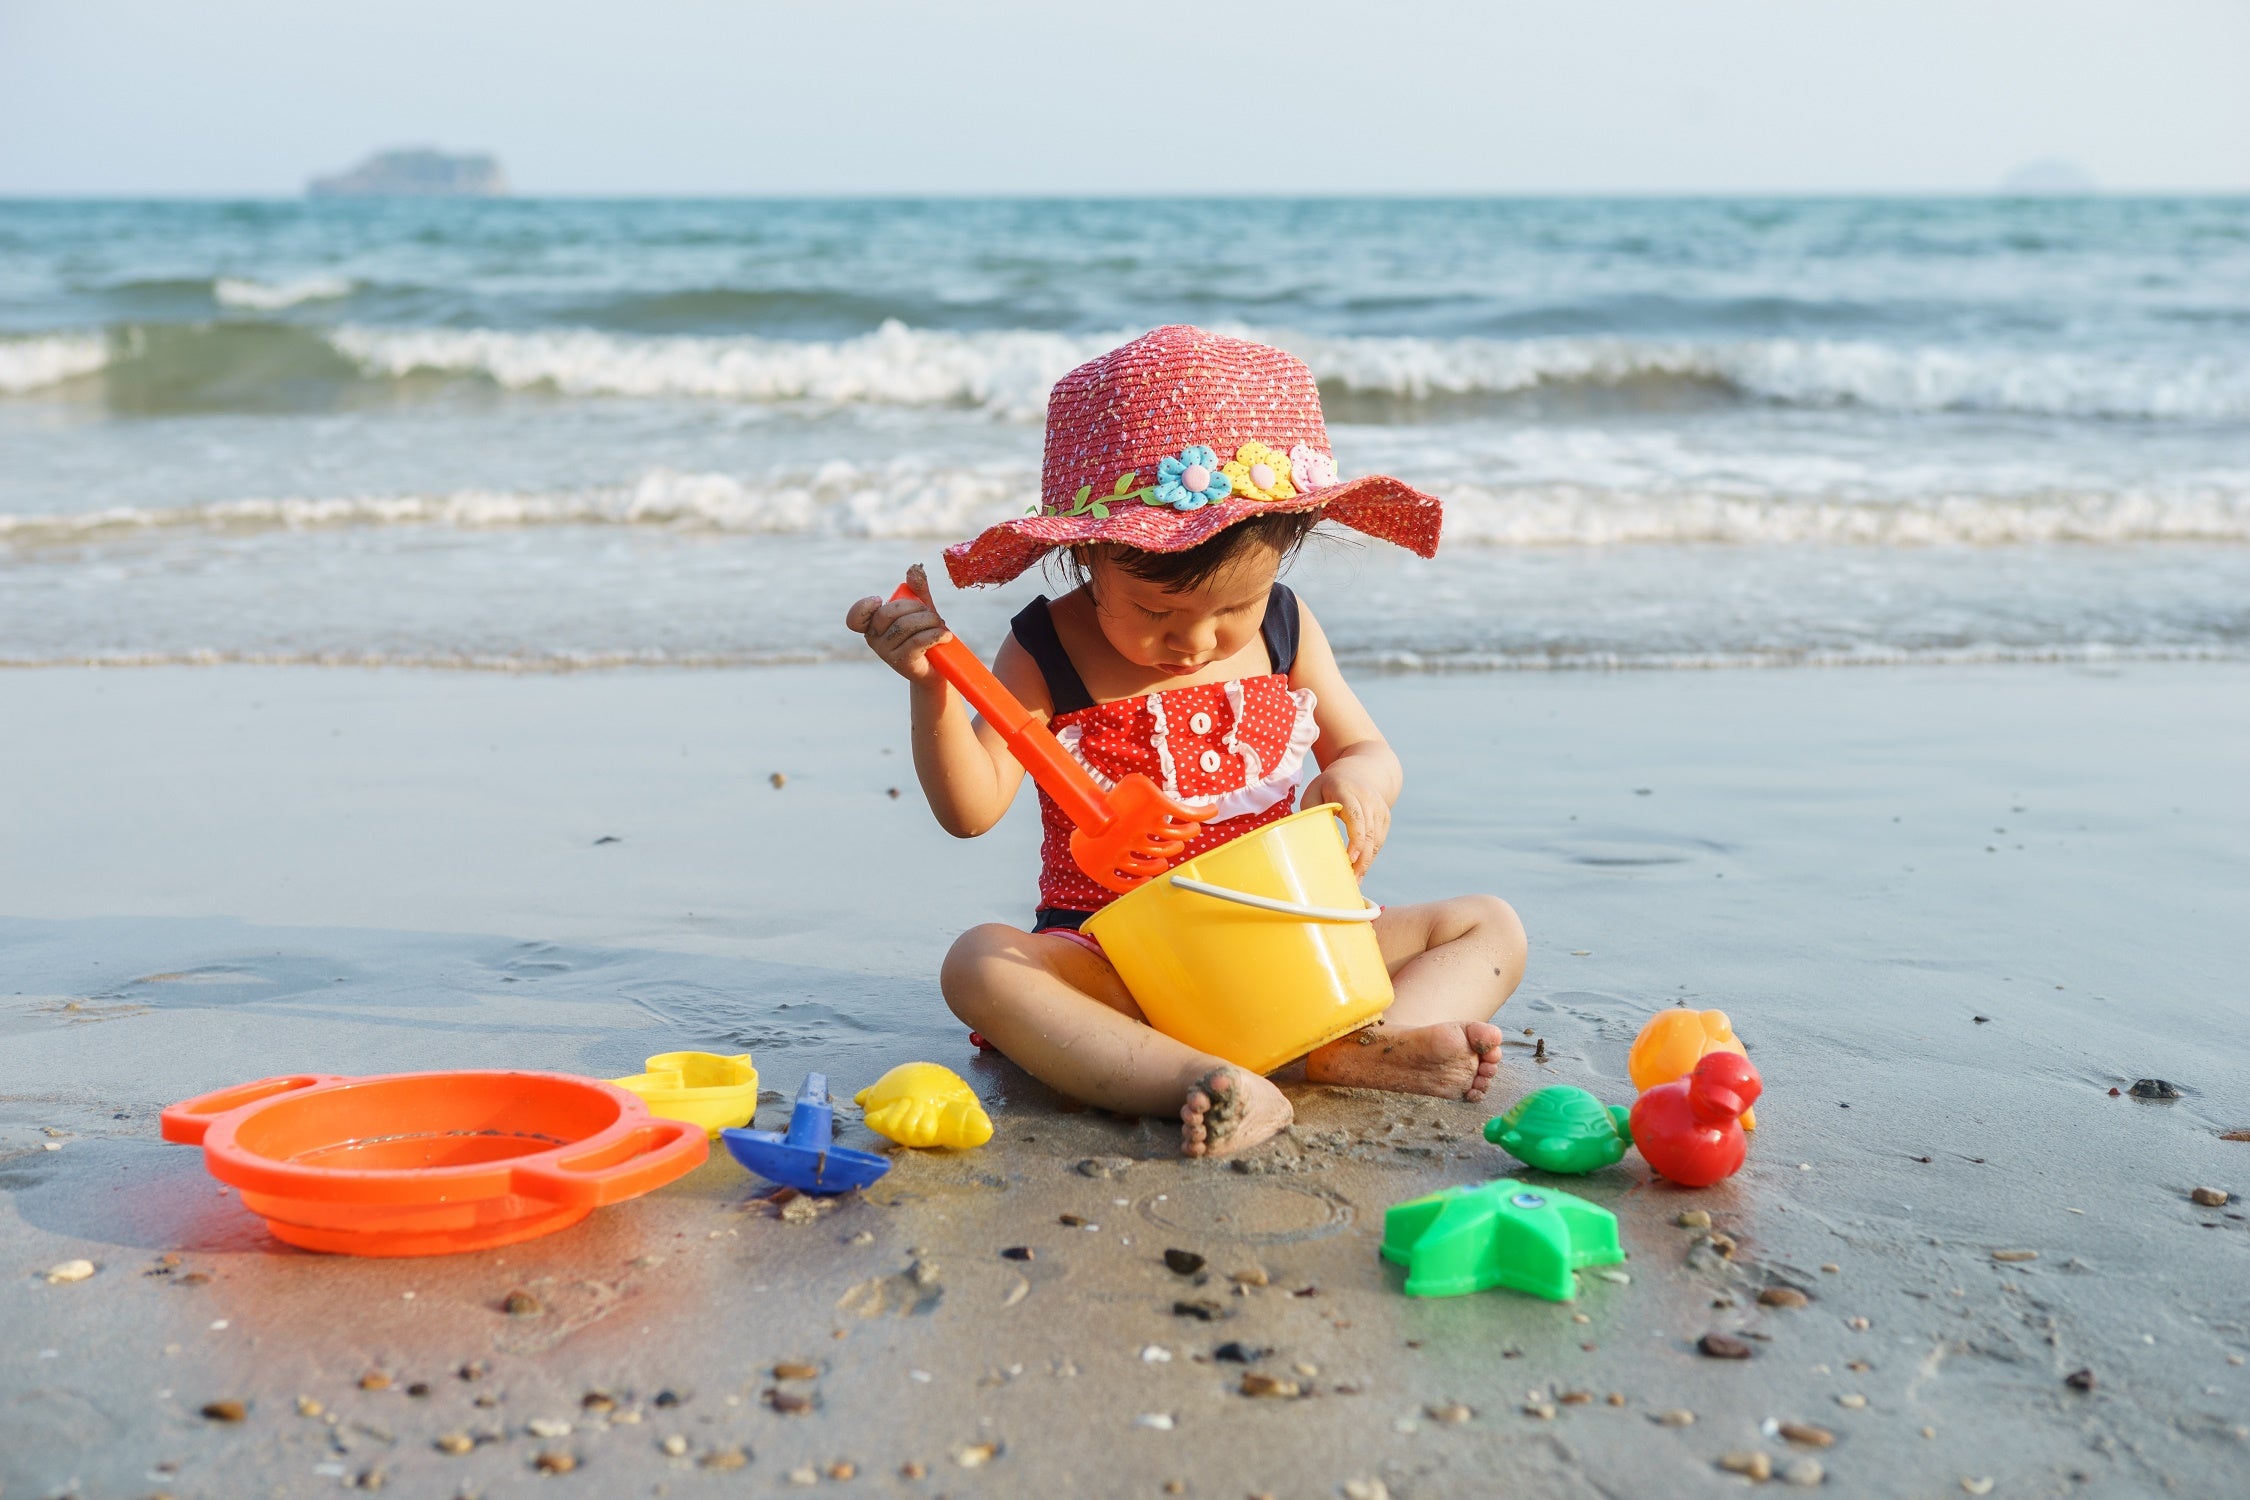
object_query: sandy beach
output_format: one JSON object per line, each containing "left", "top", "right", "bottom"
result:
{"left": 5, "top": 659, "right": 2246, "bottom": 1498}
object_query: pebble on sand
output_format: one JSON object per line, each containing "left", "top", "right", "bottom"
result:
{"left": 953, "top": 1442, "right": 999, "bottom": 1466}
{"left": 1231, "top": 1266, "right": 1270, "bottom": 1287}
{"left": 200, "top": 1400, "right": 247, "bottom": 1422}
{"left": 1961, "top": 1480, "right": 1995, "bottom": 1496}
{"left": 1990, "top": 1250, "right": 2039, "bottom": 1263}
{"left": 527, "top": 1418, "right": 572, "bottom": 1438}
{"left": 501, "top": 1289, "right": 543, "bottom": 1316}
{"left": 787, "top": 1465, "right": 819, "bottom": 1485}
{"left": 534, "top": 1451, "right": 577, "bottom": 1475}
{"left": 1425, "top": 1402, "right": 1473, "bottom": 1425}
{"left": 659, "top": 1435, "right": 689, "bottom": 1457}
{"left": 1717, "top": 1450, "right": 1773, "bottom": 1480}
{"left": 1241, "top": 1373, "right": 1300, "bottom": 1398}
{"left": 1779, "top": 1422, "right": 1835, "bottom": 1447}
{"left": 1677, "top": 1210, "right": 1712, "bottom": 1230}
{"left": 2065, "top": 1369, "right": 2095, "bottom": 1391}
{"left": 770, "top": 773, "right": 787, "bottom": 789}
{"left": 1781, "top": 1457, "right": 1826, "bottom": 1487}
{"left": 359, "top": 1371, "right": 392, "bottom": 1391}
{"left": 1652, "top": 1409, "right": 1697, "bottom": 1427}
{"left": 769, "top": 1390, "right": 814, "bottom": 1415}
{"left": 1164, "top": 1248, "right": 1207, "bottom": 1275}
{"left": 899, "top": 1461, "right": 926, "bottom": 1479}
{"left": 1760, "top": 1287, "right": 1811, "bottom": 1308}
{"left": 1342, "top": 1481, "right": 1390, "bottom": 1500}
{"left": 2127, "top": 1078, "right": 2180, "bottom": 1100}
{"left": 42, "top": 1259, "right": 96, "bottom": 1284}
{"left": 1837, "top": 1394, "right": 1868, "bottom": 1410}
{"left": 1699, "top": 1333, "right": 1753, "bottom": 1360}
{"left": 1521, "top": 1401, "right": 1557, "bottom": 1419}
{"left": 700, "top": 1447, "right": 749, "bottom": 1470}
{"left": 295, "top": 1396, "right": 324, "bottom": 1417}
{"left": 434, "top": 1432, "right": 475, "bottom": 1455}
{"left": 2190, "top": 1187, "right": 2229, "bottom": 1207}
{"left": 1135, "top": 1414, "right": 1175, "bottom": 1431}
{"left": 773, "top": 1361, "right": 820, "bottom": 1380}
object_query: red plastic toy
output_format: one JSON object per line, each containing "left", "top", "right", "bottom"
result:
{"left": 1628, "top": 1051, "right": 1763, "bottom": 1188}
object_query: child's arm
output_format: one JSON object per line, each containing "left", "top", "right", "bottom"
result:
{"left": 1288, "top": 601, "right": 1403, "bottom": 876}
{"left": 844, "top": 579, "right": 1036, "bottom": 837}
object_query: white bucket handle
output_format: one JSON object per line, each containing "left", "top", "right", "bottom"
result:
{"left": 1167, "top": 874, "right": 1380, "bottom": 924}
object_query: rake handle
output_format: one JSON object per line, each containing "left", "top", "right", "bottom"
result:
{"left": 889, "top": 582, "right": 1116, "bottom": 834}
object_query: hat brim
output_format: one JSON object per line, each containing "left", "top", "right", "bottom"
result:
{"left": 942, "top": 474, "right": 1443, "bottom": 589}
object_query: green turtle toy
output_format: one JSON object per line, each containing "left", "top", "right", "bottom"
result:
{"left": 1484, "top": 1086, "right": 1633, "bottom": 1174}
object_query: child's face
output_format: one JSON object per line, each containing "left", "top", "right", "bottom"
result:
{"left": 1086, "top": 543, "right": 1282, "bottom": 676}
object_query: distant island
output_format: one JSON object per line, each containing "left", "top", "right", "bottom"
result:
{"left": 308, "top": 149, "right": 508, "bottom": 199}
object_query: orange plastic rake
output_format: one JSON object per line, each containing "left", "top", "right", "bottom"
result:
{"left": 889, "top": 580, "right": 1211, "bottom": 892}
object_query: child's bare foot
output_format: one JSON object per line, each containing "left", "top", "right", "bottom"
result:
{"left": 1179, "top": 1067, "right": 1293, "bottom": 1158}
{"left": 1303, "top": 1020, "right": 1504, "bottom": 1102}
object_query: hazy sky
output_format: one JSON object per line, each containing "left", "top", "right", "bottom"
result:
{"left": 3, "top": 0, "right": 2245, "bottom": 195}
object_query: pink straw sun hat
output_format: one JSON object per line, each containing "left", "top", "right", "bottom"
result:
{"left": 943, "top": 325, "right": 1442, "bottom": 588}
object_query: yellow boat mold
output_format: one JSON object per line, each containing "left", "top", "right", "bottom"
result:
{"left": 608, "top": 1051, "right": 759, "bottom": 1139}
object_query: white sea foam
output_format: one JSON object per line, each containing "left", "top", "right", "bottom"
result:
{"left": 0, "top": 334, "right": 109, "bottom": 393}
{"left": 325, "top": 321, "right": 2250, "bottom": 421}
{"left": 6, "top": 466, "right": 2246, "bottom": 550}
{"left": 213, "top": 274, "right": 356, "bottom": 311}
{"left": 5, "top": 319, "right": 2245, "bottom": 420}
{"left": 4, "top": 642, "right": 2237, "bottom": 675}
{"left": 329, "top": 322, "right": 1106, "bottom": 419}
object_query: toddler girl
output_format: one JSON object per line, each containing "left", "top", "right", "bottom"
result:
{"left": 847, "top": 327, "right": 1524, "bottom": 1157}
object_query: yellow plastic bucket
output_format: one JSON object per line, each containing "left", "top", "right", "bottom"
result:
{"left": 1083, "top": 804, "right": 1394, "bottom": 1074}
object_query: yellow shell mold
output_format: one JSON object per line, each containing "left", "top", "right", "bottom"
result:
{"left": 853, "top": 1062, "right": 993, "bottom": 1150}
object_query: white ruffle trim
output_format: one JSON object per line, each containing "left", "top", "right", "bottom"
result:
{"left": 1053, "top": 686, "right": 1319, "bottom": 823}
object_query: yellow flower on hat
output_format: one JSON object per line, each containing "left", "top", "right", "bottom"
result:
{"left": 1220, "top": 442, "right": 1297, "bottom": 502}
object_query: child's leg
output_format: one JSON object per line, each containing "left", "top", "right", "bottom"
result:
{"left": 1302, "top": 894, "right": 1525, "bottom": 1102}
{"left": 940, "top": 924, "right": 1294, "bottom": 1157}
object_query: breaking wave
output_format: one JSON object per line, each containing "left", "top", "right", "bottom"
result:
{"left": 0, "top": 333, "right": 109, "bottom": 393}
{"left": 5, "top": 320, "right": 2248, "bottom": 422}
{"left": 6, "top": 467, "right": 2246, "bottom": 550}
{"left": 212, "top": 274, "right": 357, "bottom": 310}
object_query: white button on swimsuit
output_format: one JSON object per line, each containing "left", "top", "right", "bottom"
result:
{"left": 1198, "top": 749, "right": 1223, "bottom": 773}
{"left": 1189, "top": 711, "right": 1214, "bottom": 734}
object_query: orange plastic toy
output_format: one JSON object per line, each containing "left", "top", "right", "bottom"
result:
{"left": 889, "top": 578, "right": 1211, "bottom": 891}
{"left": 1629, "top": 1008, "right": 1758, "bottom": 1130}
{"left": 160, "top": 1071, "right": 707, "bottom": 1257}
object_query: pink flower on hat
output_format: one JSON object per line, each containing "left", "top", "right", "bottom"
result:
{"left": 1289, "top": 444, "right": 1338, "bottom": 492}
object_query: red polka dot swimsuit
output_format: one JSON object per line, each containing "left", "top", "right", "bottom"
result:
{"left": 1010, "top": 585, "right": 1318, "bottom": 928}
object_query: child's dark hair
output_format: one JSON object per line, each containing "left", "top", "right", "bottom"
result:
{"left": 1053, "top": 509, "right": 1323, "bottom": 595}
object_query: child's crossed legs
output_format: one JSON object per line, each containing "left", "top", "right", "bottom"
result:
{"left": 940, "top": 894, "right": 1525, "bottom": 1157}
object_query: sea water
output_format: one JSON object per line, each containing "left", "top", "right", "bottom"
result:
{"left": 1, "top": 196, "right": 2245, "bottom": 669}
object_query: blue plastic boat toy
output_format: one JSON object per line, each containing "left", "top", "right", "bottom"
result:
{"left": 721, "top": 1072, "right": 891, "bottom": 1195}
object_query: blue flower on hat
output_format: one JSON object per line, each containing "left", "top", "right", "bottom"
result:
{"left": 1152, "top": 445, "right": 1233, "bottom": 511}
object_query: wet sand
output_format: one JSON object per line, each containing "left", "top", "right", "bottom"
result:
{"left": 4, "top": 661, "right": 2247, "bottom": 1498}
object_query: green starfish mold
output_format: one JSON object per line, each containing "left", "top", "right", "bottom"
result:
{"left": 1484, "top": 1085, "right": 1634, "bottom": 1174}
{"left": 1380, "top": 1178, "right": 1624, "bottom": 1301}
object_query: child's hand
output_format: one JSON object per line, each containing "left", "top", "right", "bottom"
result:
{"left": 845, "top": 567, "right": 952, "bottom": 683}
{"left": 1300, "top": 766, "right": 1391, "bottom": 877}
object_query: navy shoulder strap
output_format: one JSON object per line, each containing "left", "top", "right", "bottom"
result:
{"left": 1008, "top": 595, "right": 1096, "bottom": 717}
{"left": 1261, "top": 583, "right": 1301, "bottom": 676}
